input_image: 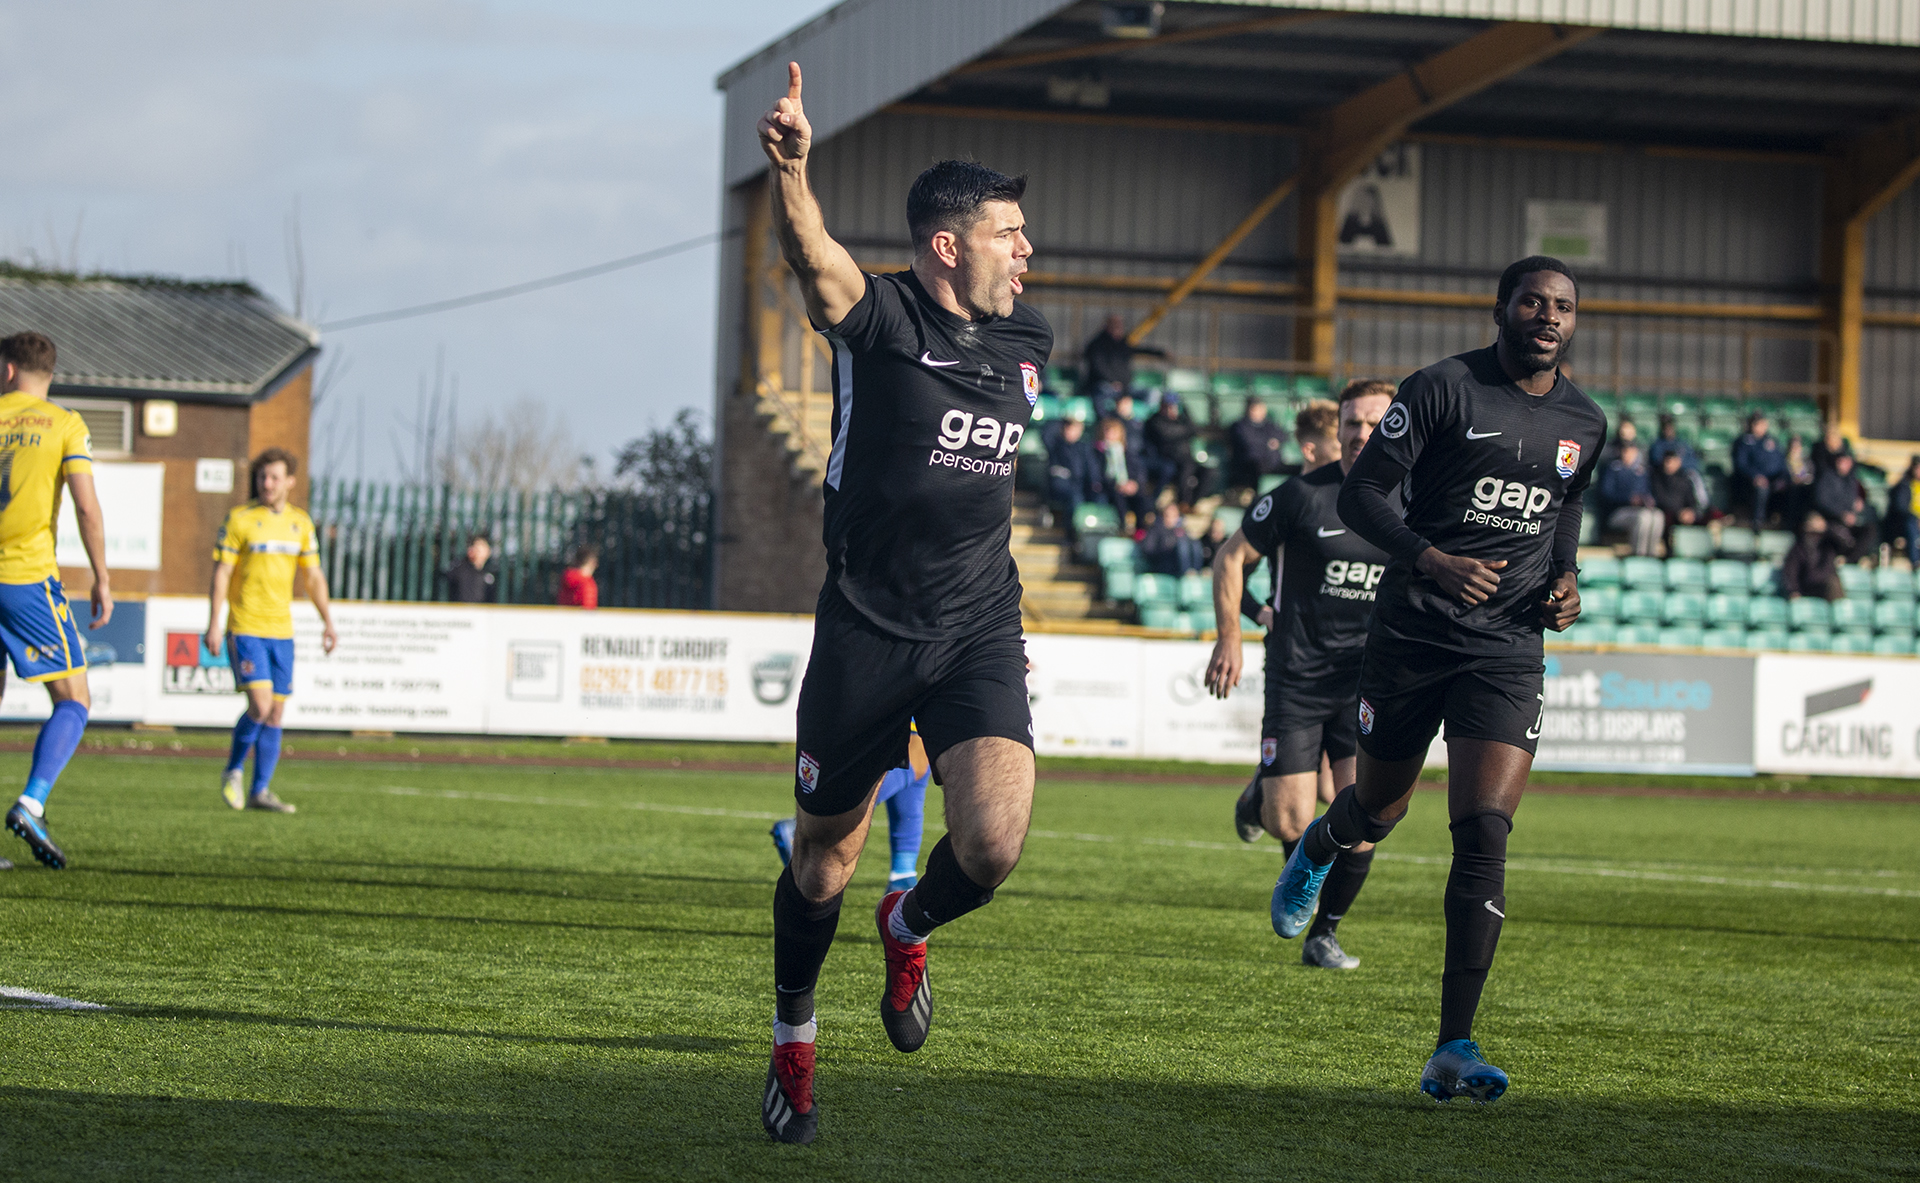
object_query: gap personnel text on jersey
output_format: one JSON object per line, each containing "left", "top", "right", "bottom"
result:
{"left": 931, "top": 408, "right": 1024, "bottom": 477}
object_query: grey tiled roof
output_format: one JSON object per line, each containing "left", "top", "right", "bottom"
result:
{"left": 0, "top": 277, "right": 319, "bottom": 401}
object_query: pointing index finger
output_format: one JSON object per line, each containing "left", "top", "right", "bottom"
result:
{"left": 787, "top": 61, "right": 803, "bottom": 102}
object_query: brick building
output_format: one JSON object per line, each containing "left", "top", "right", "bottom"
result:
{"left": 0, "top": 268, "right": 319, "bottom": 598}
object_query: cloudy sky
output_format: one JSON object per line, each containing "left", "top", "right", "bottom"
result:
{"left": 0, "top": 0, "right": 832, "bottom": 481}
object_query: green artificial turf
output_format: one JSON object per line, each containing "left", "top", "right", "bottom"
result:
{"left": 0, "top": 749, "right": 1915, "bottom": 1180}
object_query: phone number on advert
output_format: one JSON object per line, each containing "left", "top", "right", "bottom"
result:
{"left": 579, "top": 665, "right": 728, "bottom": 696}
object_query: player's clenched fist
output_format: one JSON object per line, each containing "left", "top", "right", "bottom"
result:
{"left": 757, "top": 61, "right": 811, "bottom": 166}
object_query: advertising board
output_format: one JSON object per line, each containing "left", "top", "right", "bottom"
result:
{"left": 1753, "top": 653, "right": 1920, "bottom": 777}
{"left": 1534, "top": 650, "right": 1755, "bottom": 775}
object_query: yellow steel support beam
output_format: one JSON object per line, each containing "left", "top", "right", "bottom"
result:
{"left": 1294, "top": 21, "right": 1603, "bottom": 370}
{"left": 1126, "top": 175, "right": 1299, "bottom": 344}
{"left": 1820, "top": 111, "right": 1920, "bottom": 435}
{"left": 955, "top": 12, "right": 1325, "bottom": 77}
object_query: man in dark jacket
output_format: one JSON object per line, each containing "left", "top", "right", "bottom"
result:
{"left": 1225, "top": 399, "right": 1289, "bottom": 492}
{"left": 1044, "top": 417, "right": 1103, "bottom": 525}
{"left": 1812, "top": 423, "right": 1855, "bottom": 477}
{"left": 1781, "top": 512, "right": 1848, "bottom": 600}
{"left": 1081, "top": 315, "right": 1167, "bottom": 415}
{"left": 444, "top": 533, "right": 499, "bottom": 603}
{"left": 1144, "top": 395, "right": 1201, "bottom": 509}
{"left": 1649, "top": 448, "right": 1705, "bottom": 532}
{"left": 1141, "top": 503, "right": 1203, "bottom": 576}
{"left": 1812, "top": 452, "right": 1878, "bottom": 562}
{"left": 1647, "top": 415, "right": 1700, "bottom": 472}
{"left": 1732, "top": 412, "right": 1787, "bottom": 526}
{"left": 1600, "top": 442, "right": 1663, "bottom": 556}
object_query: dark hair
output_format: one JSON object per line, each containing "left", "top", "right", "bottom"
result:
{"left": 1338, "top": 378, "right": 1395, "bottom": 404}
{"left": 1495, "top": 255, "right": 1579, "bottom": 310}
{"left": 1294, "top": 400, "right": 1338, "bottom": 441}
{"left": 567, "top": 543, "right": 599, "bottom": 568}
{"left": 250, "top": 447, "right": 298, "bottom": 498}
{"left": 906, "top": 160, "right": 1027, "bottom": 252}
{"left": 467, "top": 531, "right": 492, "bottom": 546}
{"left": 0, "top": 331, "right": 57, "bottom": 374}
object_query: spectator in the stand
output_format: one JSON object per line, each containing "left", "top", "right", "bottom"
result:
{"left": 1886, "top": 455, "right": 1920, "bottom": 567}
{"left": 1647, "top": 414, "right": 1700, "bottom": 472}
{"left": 1044, "top": 416, "right": 1103, "bottom": 526}
{"left": 1732, "top": 412, "right": 1787, "bottom": 527}
{"left": 1782, "top": 435, "right": 1817, "bottom": 528}
{"left": 1096, "top": 417, "right": 1150, "bottom": 533}
{"left": 1600, "top": 417, "right": 1639, "bottom": 468}
{"left": 558, "top": 544, "right": 599, "bottom": 608}
{"left": 1081, "top": 315, "right": 1168, "bottom": 417}
{"left": 1812, "top": 452, "right": 1879, "bottom": 563}
{"left": 1141, "top": 503, "right": 1204, "bottom": 576}
{"left": 444, "top": 532, "right": 499, "bottom": 604}
{"left": 1600, "top": 441, "right": 1664, "bottom": 556}
{"left": 1649, "top": 448, "right": 1706, "bottom": 537}
{"left": 1224, "top": 398, "right": 1288, "bottom": 494}
{"left": 1144, "top": 394, "right": 1201, "bottom": 510}
{"left": 1781, "top": 511, "right": 1848, "bottom": 600}
{"left": 1198, "top": 514, "right": 1230, "bottom": 570}
{"left": 1812, "top": 422, "right": 1855, "bottom": 477}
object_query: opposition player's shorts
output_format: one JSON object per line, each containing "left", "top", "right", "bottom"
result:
{"left": 1353, "top": 636, "right": 1544, "bottom": 761}
{"left": 1260, "top": 649, "right": 1363, "bottom": 777}
{"left": 792, "top": 587, "right": 1031, "bottom": 817}
{"left": 0, "top": 577, "right": 87, "bottom": 683}
{"left": 228, "top": 634, "right": 295, "bottom": 698}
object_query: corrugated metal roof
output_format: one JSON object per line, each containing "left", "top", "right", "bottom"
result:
{"left": 0, "top": 277, "right": 319, "bottom": 401}
{"left": 1220, "top": 0, "right": 1920, "bottom": 45}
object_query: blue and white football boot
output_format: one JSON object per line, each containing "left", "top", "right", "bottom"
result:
{"left": 1419, "top": 1039, "right": 1510, "bottom": 1104}
{"left": 6, "top": 804, "right": 66, "bottom": 870}
{"left": 769, "top": 818, "right": 795, "bottom": 868}
{"left": 1270, "top": 816, "right": 1334, "bottom": 938}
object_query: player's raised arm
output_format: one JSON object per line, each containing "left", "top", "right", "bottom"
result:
{"left": 63, "top": 470, "right": 112, "bottom": 629}
{"left": 757, "top": 62, "right": 865, "bottom": 328}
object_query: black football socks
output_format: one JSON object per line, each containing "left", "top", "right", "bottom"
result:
{"left": 1437, "top": 811, "right": 1511, "bottom": 1046}
{"left": 1308, "top": 847, "right": 1375, "bottom": 940}
{"left": 773, "top": 865, "right": 843, "bottom": 1026}
{"left": 898, "top": 836, "right": 995, "bottom": 938}
{"left": 1303, "top": 785, "right": 1401, "bottom": 864}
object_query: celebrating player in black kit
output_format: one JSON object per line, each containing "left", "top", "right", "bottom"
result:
{"left": 1204, "top": 380, "right": 1395, "bottom": 971}
{"left": 755, "top": 63, "right": 1049, "bottom": 1145}
{"left": 1273, "top": 257, "right": 1605, "bottom": 1104}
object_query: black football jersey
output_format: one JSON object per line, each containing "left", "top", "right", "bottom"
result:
{"left": 1242, "top": 462, "right": 1395, "bottom": 678}
{"left": 819, "top": 270, "right": 1053, "bottom": 640}
{"left": 1358, "top": 346, "right": 1607, "bottom": 655}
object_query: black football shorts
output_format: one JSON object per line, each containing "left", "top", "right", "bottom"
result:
{"left": 1353, "top": 636, "right": 1545, "bottom": 762}
{"left": 1259, "top": 646, "right": 1363, "bottom": 777}
{"left": 792, "top": 586, "right": 1032, "bottom": 816}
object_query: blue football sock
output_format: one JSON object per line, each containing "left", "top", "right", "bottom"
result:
{"left": 228, "top": 712, "right": 264, "bottom": 774}
{"left": 23, "top": 700, "right": 89, "bottom": 807}
{"left": 884, "top": 770, "right": 928, "bottom": 882}
{"left": 251, "top": 726, "right": 283, "bottom": 794}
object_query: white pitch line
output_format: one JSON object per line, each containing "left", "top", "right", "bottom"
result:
{"left": 0, "top": 987, "right": 107, "bottom": 1011}
{"left": 303, "top": 784, "right": 1918, "bottom": 899}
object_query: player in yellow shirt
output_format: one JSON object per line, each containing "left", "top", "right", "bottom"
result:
{"left": 0, "top": 332, "right": 113, "bottom": 871}
{"left": 205, "top": 448, "right": 337, "bottom": 813}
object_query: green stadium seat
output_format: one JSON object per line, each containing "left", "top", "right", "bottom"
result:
{"left": 1701, "top": 626, "right": 1747, "bottom": 649}
{"left": 1779, "top": 397, "right": 1820, "bottom": 418}
{"left": 1131, "top": 369, "right": 1166, "bottom": 395}
{"left": 1176, "top": 571, "right": 1212, "bottom": 609}
{"left": 1043, "top": 365, "right": 1077, "bottom": 394}
{"left": 1873, "top": 633, "right": 1915, "bottom": 656}
{"left": 1705, "top": 593, "right": 1750, "bottom": 625}
{"left": 1832, "top": 597, "right": 1875, "bottom": 629}
{"left": 1716, "top": 526, "right": 1756, "bottom": 559}
{"left": 1833, "top": 630, "right": 1877, "bottom": 654}
{"left": 1702, "top": 396, "right": 1742, "bottom": 418}
{"left": 1579, "top": 512, "right": 1599, "bottom": 545}
{"left": 1138, "top": 604, "right": 1181, "bottom": 630}
{"left": 1659, "top": 395, "right": 1694, "bottom": 419}
{"left": 1189, "top": 437, "right": 1213, "bottom": 467}
{"left": 1174, "top": 610, "right": 1201, "bottom": 634}
{"left": 1615, "top": 623, "right": 1663, "bottom": 646}
{"left": 1658, "top": 626, "right": 1706, "bottom": 648}
{"left": 1744, "top": 628, "right": 1791, "bottom": 651}
{"left": 1213, "top": 507, "right": 1245, "bottom": 536}
{"left": 1756, "top": 530, "right": 1795, "bottom": 561}
{"left": 1257, "top": 474, "right": 1285, "bottom": 495}
{"left": 1788, "top": 598, "right": 1833, "bottom": 629}
{"left": 1663, "top": 591, "right": 1707, "bottom": 623}
{"left": 1580, "top": 554, "right": 1623, "bottom": 586}
{"left": 1104, "top": 567, "right": 1136, "bottom": 602}
{"left": 1249, "top": 373, "right": 1290, "bottom": 398}
{"left": 1837, "top": 566, "right": 1873, "bottom": 598}
{"left": 1873, "top": 567, "right": 1916, "bottom": 600}
{"left": 1293, "top": 375, "right": 1330, "bottom": 399}
{"left": 1665, "top": 558, "right": 1709, "bottom": 590}
{"left": 1749, "top": 564, "right": 1782, "bottom": 595}
{"left": 1211, "top": 371, "right": 1250, "bottom": 396}
{"left": 1619, "top": 590, "right": 1665, "bottom": 621}
{"left": 1033, "top": 395, "right": 1061, "bottom": 422}
{"left": 1786, "top": 630, "right": 1832, "bottom": 652}
{"left": 1669, "top": 527, "right": 1715, "bottom": 562}
{"left": 1557, "top": 621, "right": 1615, "bottom": 646}
{"left": 1622, "top": 556, "right": 1667, "bottom": 588}
{"left": 1096, "top": 535, "right": 1139, "bottom": 569}
{"left": 1133, "top": 574, "right": 1178, "bottom": 607}
{"left": 1746, "top": 596, "right": 1790, "bottom": 627}
{"left": 1164, "top": 368, "right": 1209, "bottom": 395}
{"left": 1211, "top": 393, "right": 1247, "bottom": 427}
{"left": 1072, "top": 501, "right": 1120, "bottom": 535}
{"left": 1582, "top": 585, "right": 1621, "bottom": 619}
{"left": 1702, "top": 412, "right": 1745, "bottom": 435}
{"left": 1063, "top": 396, "right": 1095, "bottom": 423}
{"left": 1707, "top": 559, "right": 1750, "bottom": 592}
{"left": 1871, "top": 599, "right": 1914, "bottom": 631}
{"left": 1621, "top": 395, "right": 1660, "bottom": 422}
{"left": 1246, "top": 565, "right": 1272, "bottom": 605}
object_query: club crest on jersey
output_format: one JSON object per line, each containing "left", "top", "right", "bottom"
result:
{"left": 1261, "top": 737, "right": 1277, "bottom": 765}
{"left": 1020, "top": 362, "right": 1040, "bottom": 406}
{"left": 1358, "top": 698, "right": 1376, "bottom": 735}
{"left": 1555, "top": 439, "right": 1581, "bottom": 480}
{"left": 797, "top": 752, "right": 821, "bottom": 793}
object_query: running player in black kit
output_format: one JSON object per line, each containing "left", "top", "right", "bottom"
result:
{"left": 1204, "top": 380, "right": 1395, "bottom": 971}
{"left": 755, "top": 63, "right": 1049, "bottom": 1145}
{"left": 1273, "top": 257, "right": 1605, "bottom": 1104}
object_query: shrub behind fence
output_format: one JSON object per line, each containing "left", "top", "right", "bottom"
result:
{"left": 309, "top": 479, "right": 712, "bottom": 609}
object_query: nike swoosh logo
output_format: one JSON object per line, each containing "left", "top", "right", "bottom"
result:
{"left": 920, "top": 352, "right": 960, "bottom": 367}
{"left": 1316, "top": 527, "right": 1346, "bottom": 537}
{"left": 1466, "top": 428, "right": 1502, "bottom": 440}
{"left": 1483, "top": 900, "right": 1506, "bottom": 918}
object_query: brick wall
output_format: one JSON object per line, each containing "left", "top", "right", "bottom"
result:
{"left": 714, "top": 391, "right": 826, "bottom": 613}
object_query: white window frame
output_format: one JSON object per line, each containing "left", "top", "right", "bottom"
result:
{"left": 51, "top": 397, "right": 135, "bottom": 459}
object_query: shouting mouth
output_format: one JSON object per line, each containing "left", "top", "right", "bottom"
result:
{"left": 1010, "top": 265, "right": 1026, "bottom": 296}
